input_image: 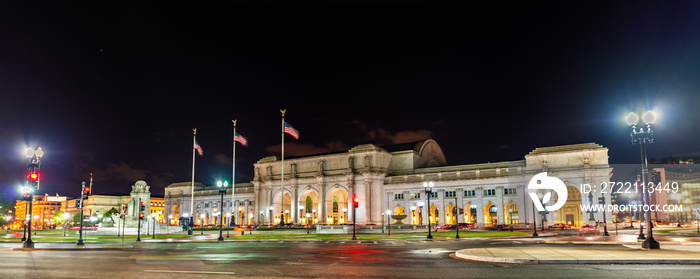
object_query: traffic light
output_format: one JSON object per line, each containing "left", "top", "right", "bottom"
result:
{"left": 28, "top": 171, "right": 39, "bottom": 189}
{"left": 353, "top": 194, "right": 359, "bottom": 208}
{"left": 82, "top": 185, "right": 90, "bottom": 200}
{"left": 651, "top": 170, "right": 661, "bottom": 184}
{"left": 140, "top": 201, "right": 145, "bottom": 212}
{"left": 21, "top": 186, "right": 32, "bottom": 200}
{"left": 75, "top": 199, "right": 81, "bottom": 208}
{"left": 458, "top": 208, "right": 464, "bottom": 215}
{"left": 139, "top": 213, "right": 144, "bottom": 220}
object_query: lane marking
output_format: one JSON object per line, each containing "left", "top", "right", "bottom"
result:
{"left": 145, "top": 270, "right": 235, "bottom": 275}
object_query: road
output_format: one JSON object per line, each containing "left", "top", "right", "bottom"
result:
{"left": 2, "top": 235, "right": 700, "bottom": 278}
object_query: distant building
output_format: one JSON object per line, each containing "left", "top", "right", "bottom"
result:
{"left": 165, "top": 140, "right": 613, "bottom": 228}
{"left": 13, "top": 194, "right": 66, "bottom": 229}
{"left": 651, "top": 165, "right": 700, "bottom": 223}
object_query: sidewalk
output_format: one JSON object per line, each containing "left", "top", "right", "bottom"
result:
{"left": 454, "top": 246, "right": 700, "bottom": 264}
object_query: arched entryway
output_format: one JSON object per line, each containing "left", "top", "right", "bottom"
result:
{"left": 429, "top": 205, "right": 439, "bottom": 225}
{"left": 446, "top": 204, "right": 457, "bottom": 225}
{"left": 464, "top": 204, "right": 477, "bottom": 223}
{"left": 409, "top": 205, "right": 422, "bottom": 225}
{"left": 484, "top": 204, "right": 497, "bottom": 226}
{"left": 271, "top": 191, "right": 293, "bottom": 225}
{"left": 326, "top": 187, "right": 348, "bottom": 225}
{"left": 505, "top": 203, "right": 519, "bottom": 225}
{"left": 299, "top": 189, "right": 320, "bottom": 225}
{"left": 555, "top": 185, "right": 583, "bottom": 227}
{"left": 170, "top": 204, "right": 180, "bottom": 225}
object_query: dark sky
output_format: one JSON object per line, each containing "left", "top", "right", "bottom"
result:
{"left": 1, "top": 1, "right": 699, "bottom": 198}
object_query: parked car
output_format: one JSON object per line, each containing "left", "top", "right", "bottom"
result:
{"left": 486, "top": 224, "right": 510, "bottom": 231}
{"left": 548, "top": 223, "right": 570, "bottom": 229}
{"left": 579, "top": 224, "right": 597, "bottom": 235}
{"left": 438, "top": 224, "right": 455, "bottom": 230}
{"left": 457, "top": 223, "right": 476, "bottom": 229}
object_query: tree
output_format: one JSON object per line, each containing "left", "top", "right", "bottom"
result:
{"left": 0, "top": 190, "right": 11, "bottom": 228}
{"left": 102, "top": 207, "right": 119, "bottom": 222}
{"left": 53, "top": 210, "right": 65, "bottom": 226}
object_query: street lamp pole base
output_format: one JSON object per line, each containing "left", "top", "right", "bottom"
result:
{"left": 642, "top": 238, "right": 660, "bottom": 250}
{"left": 23, "top": 240, "right": 34, "bottom": 249}
{"left": 218, "top": 236, "right": 224, "bottom": 241}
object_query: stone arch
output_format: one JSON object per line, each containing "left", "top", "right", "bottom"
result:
{"left": 326, "top": 186, "right": 348, "bottom": 225}
{"left": 464, "top": 203, "right": 478, "bottom": 223}
{"left": 271, "top": 190, "right": 293, "bottom": 225}
{"left": 484, "top": 203, "right": 497, "bottom": 226}
{"left": 394, "top": 205, "right": 405, "bottom": 216}
{"left": 170, "top": 204, "right": 180, "bottom": 225}
{"left": 204, "top": 212, "right": 210, "bottom": 226}
{"left": 298, "top": 188, "right": 320, "bottom": 223}
{"left": 248, "top": 210, "right": 255, "bottom": 225}
{"left": 505, "top": 202, "right": 519, "bottom": 225}
{"left": 196, "top": 212, "right": 201, "bottom": 226}
{"left": 554, "top": 185, "right": 583, "bottom": 227}
{"left": 445, "top": 204, "right": 457, "bottom": 225}
{"left": 429, "top": 205, "right": 439, "bottom": 225}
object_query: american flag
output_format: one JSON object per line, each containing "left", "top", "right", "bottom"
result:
{"left": 194, "top": 140, "right": 204, "bottom": 155}
{"left": 284, "top": 121, "right": 299, "bottom": 139}
{"left": 234, "top": 132, "right": 248, "bottom": 147}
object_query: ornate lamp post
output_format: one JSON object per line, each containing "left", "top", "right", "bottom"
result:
{"left": 532, "top": 199, "right": 538, "bottom": 237}
{"left": 386, "top": 209, "right": 392, "bottom": 235}
{"left": 600, "top": 193, "right": 610, "bottom": 236}
{"left": 217, "top": 180, "right": 228, "bottom": 241}
{"left": 626, "top": 110, "right": 660, "bottom": 250}
{"left": 417, "top": 201, "right": 424, "bottom": 225}
{"left": 269, "top": 206, "right": 273, "bottom": 227}
{"left": 509, "top": 207, "right": 514, "bottom": 232}
{"left": 23, "top": 147, "right": 43, "bottom": 249}
{"left": 423, "top": 181, "right": 434, "bottom": 239}
{"left": 342, "top": 208, "right": 347, "bottom": 225}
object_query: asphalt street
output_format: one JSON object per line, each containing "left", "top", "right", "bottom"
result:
{"left": 2, "top": 235, "right": 700, "bottom": 279}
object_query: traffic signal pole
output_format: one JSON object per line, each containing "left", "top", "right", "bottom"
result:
{"left": 137, "top": 198, "right": 142, "bottom": 242}
{"left": 77, "top": 182, "right": 86, "bottom": 246}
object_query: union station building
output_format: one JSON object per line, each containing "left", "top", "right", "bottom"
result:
{"left": 164, "top": 140, "right": 613, "bottom": 228}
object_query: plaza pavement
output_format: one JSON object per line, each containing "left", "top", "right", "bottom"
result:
{"left": 454, "top": 234, "right": 700, "bottom": 264}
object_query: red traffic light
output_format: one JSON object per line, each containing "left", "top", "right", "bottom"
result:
{"left": 353, "top": 195, "right": 359, "bottom": 208}
{"left": 83, "top": 187, "right": 90, "bottom": 194}
{"left": 28, "top": 172, "right": 39, "bottom": 182}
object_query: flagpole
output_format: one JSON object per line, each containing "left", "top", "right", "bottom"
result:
{"left": 89, "top": 173, "right": 93, "bottom": 195}
{"left": 232, "top": 120, "right": 237, "bottom": 227}
{"left": 280, "top": 109, "right": 286, "bottom": 226}
{"left": 189, "top": 128, "right": 197, "bottom": 235}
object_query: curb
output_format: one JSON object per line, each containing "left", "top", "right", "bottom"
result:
{"left": 453, "top": 249, "right": 700, "bottom": 265}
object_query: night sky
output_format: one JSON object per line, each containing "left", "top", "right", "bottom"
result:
{"left": 1, "top": 1, "right": 699, "bottom": 198}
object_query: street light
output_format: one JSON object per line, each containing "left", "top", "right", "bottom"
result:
{"left": 342, "top": 208, "right": 347, "bottom": 224}
{"left": 63, "top": 213, "right": 70, "bottom": 237}
{"left": 386, "top": 209, "right": 391, "bottom": 235}
{"left": 269, "top": 206, "right": 274, "bottom": 227}
{"left": 417, "top": 201, "right": 424, "bottom": 225}
{"left": 627, "top": 110, "right": 660, "bottom": 250}
{"left": 423, "top": 181, "right": 434, "bottom": 239}
{"left": 509, "top": 207, "right": 514, "bottom": 232}
{"left": 217, "top": 180, "right": 229, "bottom": 241}
{"left": 306, "top": 213, "right": 311, "bottom": 234}
{"left": 410, "top": 206, "right": 416, "bottom": 225}
{"left": 23, "top": 146, "right": 44, "bottom": 249}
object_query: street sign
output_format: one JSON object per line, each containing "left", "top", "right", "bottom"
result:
{"left": 692, "top": 205, "right": 700, "bottom": 219}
